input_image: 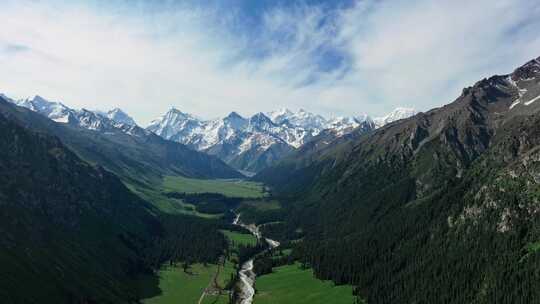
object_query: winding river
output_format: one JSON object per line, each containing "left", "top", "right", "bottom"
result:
{"left": 232, "top": 213, "right": 280, "bottom": 304}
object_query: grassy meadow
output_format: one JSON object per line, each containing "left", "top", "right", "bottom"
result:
{"left": 162, "top": 175, "right": 265, "bottom": 198}
{"left": 126, "top": 175, "right": 266, "bottom": 217}
{"left": 254, "top": 263, "right": 356, "bottom": 304}
{"left": 220, "top": 229, "right": 258, "bottom": 249}
{"left": 241, "top": 199, "right": 281, "bottom": 211}
{"left": 141, "top": 261, "right": 236, "bottom": 304}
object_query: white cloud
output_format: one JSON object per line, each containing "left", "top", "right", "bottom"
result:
{"left": 335, "top": 0, "right": 540, "bottom": 110}
{"left": 0, "top": 0, "right": 539, "bottom": 125}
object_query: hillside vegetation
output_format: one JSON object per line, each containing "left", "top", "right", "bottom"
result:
{"left": 0, "top": 100, "right": 231, "bottom": 303}
{"left": 255, "top": 57, "right": 540, "bottom": 303}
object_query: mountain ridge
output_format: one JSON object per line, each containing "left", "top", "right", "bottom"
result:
{"left": 255, "top": 55, "right": 540, "bottom": 303}
{"left": 2, "top": 92, "right": 417, "bottom": 173}
{"left": 0, "top": 96, "right": 242, "bottom": 184}
{"left": 147, "top": 106, "right": 414, "bottom": 172}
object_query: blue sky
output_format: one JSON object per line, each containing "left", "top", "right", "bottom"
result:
{"left": 1, "top": 0, "right": 539, "bottom": 125}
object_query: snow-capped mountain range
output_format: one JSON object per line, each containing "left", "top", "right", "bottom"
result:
{"left": 3, "top": 93, "right": 417, "bottom": 173}
{"left": 147, "top": 107, "right": 417, "bottom": 172}
{"left": 95, "top": 108, "right": 137, "bottom": 126}
{"left": 5, "top": 94, "right": 149, "bottom": 139}
{"left": 148, "top": 107, "right": 417, "bottom": 148}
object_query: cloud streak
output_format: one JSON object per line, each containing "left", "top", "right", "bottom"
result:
{"left": 0, "top": 0, "right": 539, "bottom": 125}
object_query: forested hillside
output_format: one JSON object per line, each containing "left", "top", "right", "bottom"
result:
{"left": 0, "top": 102, "right": 228, "bottom": 303}
{"left": 256, "top": 57, "right": 540, "bottom": 303}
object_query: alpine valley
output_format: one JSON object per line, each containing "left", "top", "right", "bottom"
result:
{"left": 1, "top": 52, "right": 540, "bottom": 304}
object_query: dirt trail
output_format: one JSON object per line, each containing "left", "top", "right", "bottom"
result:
{"left": 197, "top": 257, "right": 224, "bottom": 304}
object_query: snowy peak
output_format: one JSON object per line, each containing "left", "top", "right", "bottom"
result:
{"left": 6, "top": 94, "right": 148, "bottom": 136}
{"left": 160, "top": 107, "right": 200, "bottom": 124}
{"left": 374, "top": 107, "right": 417, "bottom": 128}
{"left": 327, "top": 115, "right": 375, "bottom": 136}
{"left": 266, "top": 108, "right": 374, "bottom": 135}
{"left": 224, "top": 111, "right": 248, "bottom": 130}
{"left": 77, "top": 109, "right": 107, "bottom": 130}
{"left": 267, "top": 108, "right": 294, "bottom": 123}
{"left": 248, "top": 112, "right": 275, "bottom": 131}
{"left": 147, "top": 107, "right": 203, "bottom": 139}
{"left": 13, "top": 95, "right": 138, "bottom": 127}
{"left": 267, "top": 108, "right": 327, "bottom": 130}
{"left": 505, "top": 57, "right": 540, "bottom": 110}
{"left": 512, "top": 56, "right": 540, "bottom": 81}
{"left": 328, "top": 116, "right": 358, "bottom": 126}
{"left": 226, "top": 111, "right": 244, "bottom": 120}
{"left": 15, "top": 95, "right": 74, "bottom": 123}
{"left": 105, "top": 108, "right": 136, "bottom": 126}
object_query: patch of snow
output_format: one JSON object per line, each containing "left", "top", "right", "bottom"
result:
{"left": 509, "top": 99, "right": 521, "bottom": 109}
{"left": 52, "top": 115, "right": 70, "bottom": 123}
{"left": 525, "top": 95, "right": 540, "bottom": 106}
{"left": 104, "top": 108, "right": 137, "bottom": 126}
{"left": 506, "top": 76, "right": 531, "bottom": 109}
{"left": 506, "top": 75, "right": 518, "bottom": 88}
{"left": 374, "top": 107, "right": 417, "bottom": 128}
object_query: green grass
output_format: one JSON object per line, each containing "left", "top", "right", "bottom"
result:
{"left": 527, "top": 241, "right": 540, "bottom": 253}
{"left": 142, "top": 261, "right": 236, "bottom": 304}
{"left": 124, "top": 175, "right": 265, "bottom": 216}
{"left": 126, "top": 183, "right": 186, "bottom": 214}
{"left": 242, "top": 199, "right": 281, "bottom": 211}
{"left": 254, "top": 263, "right": 356, "bottom": 304}
{"left": 201, "top": 295, "right": 230, "bottom": 304}
{"left": 220, "top": 229, "right": 258, "bottom": 249}
{"left": 131, "top": 177, "right": 269, "bottom": 304}
{"left": 162, "top": 175, "right": 265, "bottom": 198}
{"left": 281, "top": 249, "right": 293, "bottom": 256}
{"left": 141, "top": 264, "right": 213, "bottom": 304}
{"left": 125, "top": 182, "right": 223, "bottom": 218}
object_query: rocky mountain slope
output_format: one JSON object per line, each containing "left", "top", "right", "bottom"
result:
{"left": 256, "top": 56, "right": 540, "bottom": 303}
{"left": 147, "top": 107, "right": 413, "bottom": 173}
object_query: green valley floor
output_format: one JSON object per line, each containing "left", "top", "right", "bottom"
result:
{"left": 141, "top": 262, "right": 236, "bottom": 304}
{"left": 253, "top": 263, "right": 356, "bottom": 304}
